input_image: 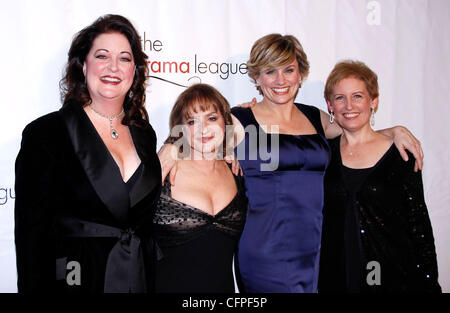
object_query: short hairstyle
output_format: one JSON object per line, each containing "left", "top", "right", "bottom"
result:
{"left": 324, "top": 60, "right": 379, "bottom": 103}
{"left": 165, "top": 84, "right": 233, "bottom": 157}
{"left": 59, "top": 14, "right": 150, "bottom": 129}
{"left": 247, "top": 33, "right": 310, "bottom": 94}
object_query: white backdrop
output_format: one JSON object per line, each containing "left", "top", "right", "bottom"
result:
{"left": 0, "top": 0, "right": 448, "bottom": 293}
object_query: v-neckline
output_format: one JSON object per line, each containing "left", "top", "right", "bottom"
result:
{"left": 81, "top": 106, "right": 141, "bottom": 183}
{"left": 163, "top": 165, "right": 239, "bottom": 218}
{"left": 125, "top": 162, "right": 143, "bottom": 185}
{"left": 60, "top": 100, "right": 160, "bottom": 225}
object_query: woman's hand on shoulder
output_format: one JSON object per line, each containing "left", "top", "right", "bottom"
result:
{"left": 390, "top": 126, "right": 424, "bottom": 172}
{"left": 158, "top": 144, "right": 179, "bottom": 185}
{"left": 224, "top": 154, "right": 243, "bottom": 176}
{"left": 237, "top": 97, "right": 257, "bottom": 108}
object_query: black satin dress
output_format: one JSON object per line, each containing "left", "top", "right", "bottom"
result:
{"left": 153, "top": 169, "right": 247, "bottom": 293}
{"left": 15, "top": 100, "right": 162, "bottom": 293}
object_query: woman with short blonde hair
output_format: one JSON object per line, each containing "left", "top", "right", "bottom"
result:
{"left": 247, "top": 34, "right": 310, "bottom": 94}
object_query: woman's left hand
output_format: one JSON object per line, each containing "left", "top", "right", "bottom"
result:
{"left": 392, "top": 126, "right": 424, "bottom": 172}
{"left": 237, "top": 97, "right": 257, "bottom": 108}
{"left": 224, "top": 154, "right": 243, "bottom": 176}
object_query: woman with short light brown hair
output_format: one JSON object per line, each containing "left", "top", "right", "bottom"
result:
{"left": 319, "top": 60, "right": 441, "bottom": 293}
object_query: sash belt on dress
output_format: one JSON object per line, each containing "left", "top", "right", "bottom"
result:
{"left": 56, "top": 217, "right": 155, "bottom": 293}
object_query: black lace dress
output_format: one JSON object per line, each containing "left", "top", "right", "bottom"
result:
{"left": 153, "top": 169, "right": 247, "bottom": 293}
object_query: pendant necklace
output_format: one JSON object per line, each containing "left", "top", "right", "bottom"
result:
{"left": 89, "top": 105, "right": 125, "bottom": 139}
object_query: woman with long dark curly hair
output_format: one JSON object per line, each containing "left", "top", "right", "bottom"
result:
{"left": 14, "top": 14, "right": 161, "bottom": 293}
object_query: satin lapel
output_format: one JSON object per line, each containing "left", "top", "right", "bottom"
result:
{"left": 60, "top": 102, "right": 129, "bottom": 225}
{"left": 128, "top": 125, "right": 161, "bottom": 208}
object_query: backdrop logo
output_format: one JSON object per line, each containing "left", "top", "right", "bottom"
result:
{"left": 367, "top": 1, "right": 381, "bottom": 26}
{"left": 0, "top": 187, "right": 15, "bottom": 205}
{"left": 140, "top": 32, "right": 248, "bottom": 87}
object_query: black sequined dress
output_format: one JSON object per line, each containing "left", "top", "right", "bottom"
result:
{"left": 153, "top": 168, "right": 247, "bottom": 293}
{"left": 319, "top": 136, "right": 441, "bottom": 293}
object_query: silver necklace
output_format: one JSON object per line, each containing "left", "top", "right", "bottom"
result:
{"left": 89, "top": 105, "right": 125, "bottom": 139}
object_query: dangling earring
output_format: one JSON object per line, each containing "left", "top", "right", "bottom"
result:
{"left": 128, "top": 90, "right": 134, "bottom": 99}
{"left": 370, "top": 107, "right": 375, "bottom": 127}
{"left": 329, "top": 112, "right": 334, "bottom": 124}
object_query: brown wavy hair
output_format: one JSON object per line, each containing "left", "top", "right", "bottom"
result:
{"left": 165, "top": 84, "right": 234, "bottom": 158}
{"left": 59, "top": 14, "right": 149, "bottom": 128}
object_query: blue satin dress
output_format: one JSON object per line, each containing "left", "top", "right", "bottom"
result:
{"left": 231, "top": 103, "right": 330, "bottom": 293}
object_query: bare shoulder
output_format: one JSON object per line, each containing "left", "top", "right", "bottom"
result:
{"left": 374, "top": 133, "right": 394, "bottom": 151}
{"left": 320, "top": 109, "right": 342, "bottom": 139}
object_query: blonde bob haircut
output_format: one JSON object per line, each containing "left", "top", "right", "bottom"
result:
{"left": 324, "top": 60, "right": 379, "bottom": 106}
{"left": 247, "top": 33, "right": 310, "bottom": 95}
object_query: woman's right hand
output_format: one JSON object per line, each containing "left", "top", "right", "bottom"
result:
{"left": 158, "top": 143, "right": 179, "bottom": 185}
